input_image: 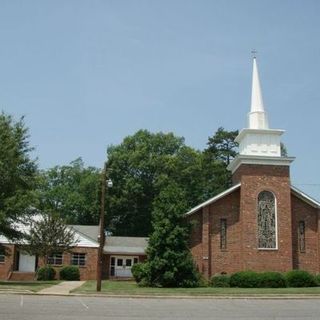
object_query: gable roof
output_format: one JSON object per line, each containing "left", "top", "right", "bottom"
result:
{"left": 70, "top": 225, "right": 99, "bottom": 243}
{"left": 185, "top": 183, "right": 241, "bottom": 216}
{"left": 291, "top": 185, "right": 320, "bottom": 209}
{"left": 104, "top": 236, "right": 148, "bottom": 255}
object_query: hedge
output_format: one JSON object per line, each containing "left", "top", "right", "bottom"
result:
{"left": 59, "top": 265, "right": 80, "bottom": 281}
{"left": 37, "top": 266, "right": 56, "bottom": 281}
{"left": 285, "top": 270, "right": 317, "bottom": 287}
{"left": 210, "top": 275, "right": 230, "bottom": 287}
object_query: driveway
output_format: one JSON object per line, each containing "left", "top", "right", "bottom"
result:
{"left": 1, "top": 295, "right": 320, "bottom": 319}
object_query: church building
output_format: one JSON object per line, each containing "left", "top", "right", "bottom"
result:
{"left": 187, "top": 57, "right": 320, "bottom": 279}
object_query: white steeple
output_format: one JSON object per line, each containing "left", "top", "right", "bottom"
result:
{"left": 227, "top": 56, "right": 294, "bottom": 174}
{"left": 248, "top": 58, "right": 269, "bottom": 129}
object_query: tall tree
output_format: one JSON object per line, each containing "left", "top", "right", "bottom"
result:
{"left": 202, "top": 127, "right": 239, "bottom": 197}
{"left": 106, "top": 130, "right": 203, "bottom": 236}
{"left": 37, "top": 158, "right": 101, "bottom": 225}
{"left": 0, "top": 112, "right": 38, "bottom": 240}
{"left": 135, "top": 182, "right": 200, "bottom": 287}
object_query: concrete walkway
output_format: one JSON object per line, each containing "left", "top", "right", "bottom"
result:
{"left": 38, "top": 281, "right": 85, "bottom": 295}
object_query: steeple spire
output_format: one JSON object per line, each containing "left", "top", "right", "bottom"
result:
{"left": 248, "top": 57, "right": 269, "bottom": 129}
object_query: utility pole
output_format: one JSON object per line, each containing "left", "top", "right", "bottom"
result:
{"left": 96, "top": 162, "right": 107, "bottom": 292}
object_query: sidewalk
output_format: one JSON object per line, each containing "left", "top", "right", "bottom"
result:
{"left": 38, "top": 281, "right": 85, "bottom": 295}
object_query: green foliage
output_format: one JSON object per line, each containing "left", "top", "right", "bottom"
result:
{"left": 37, "top": 158, "right": 101, "bottom": 225}
{"left": 259, "top": 272, "right": 287, "bottom": 288}
{"left": 24, "top": 212, "right": 77, "bottom": 262}
{"left": 202, "top": 127, "right": 238, "bottom": 198}
{"left": 285, "top": 270, "right": 317, "bottom": 287}
{"left": 131, "top": 263, "right": 149, "bottom": 284}
{"left": 140, "top": 183, "right": 200, "bottom": 287}
{"left": 230, "top": 271, "right": 261, "bottom": 288}
{"left": 59, "top": 265, "right": 80, "bottom": 280}
{"left": 210, "top": 275, "right": 230, "bottom": 287}
{"left": 0, "top": 112, "right": 38, "bottom": 240}
{"left": 37, "top": 266, "right": 56, "bottom": 281}
{"left": 106, "top": 130, "right": 205, "bottom": 236}
{"left": 315, "top": 274, "right": 320, "bottom": 286}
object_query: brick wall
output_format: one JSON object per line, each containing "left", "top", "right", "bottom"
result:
{"left": 291, "top": 194, "right": 319, "bottom": 273}
{"left": 0, "top": 244, "right": 15, "bottom": 280}
{"left": 39, "top": 247, "right": 99, "bottom": 280}
{"left": 234, "top": 164, "right": 293, "bottom": 272}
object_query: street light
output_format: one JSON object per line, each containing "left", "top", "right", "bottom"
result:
{"left": 96, "top": 162, "right": 112, "bottom": 292}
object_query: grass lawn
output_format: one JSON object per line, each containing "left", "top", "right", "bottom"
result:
{"left": 72, "top": 280, "right": 320, "bottom": 296}
{"left": 0, "top": 280, "right": 61, "bottom": 293}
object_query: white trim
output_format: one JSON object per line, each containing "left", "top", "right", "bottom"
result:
{"left": 257, "top": 190, "right": 278, "bottom": 250}
{"left": 185, "top": 183, "right": 241, "bottom": 216}
{"left": 291, "top": 185, "right": 320, "bottom": 209}
{"left": 227, "top": 155, "right": 295, "bottom": 174}
{"left": 235, "top": 128, "right": 285, "bottom": 143}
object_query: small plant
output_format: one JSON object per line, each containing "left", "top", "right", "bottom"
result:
{"left": 230, "top": 271, "right": 260, "bottom": 288}
{"left": 37, "top": 266, "right": 56, "bottom": 281}
{"left": 210, "top": 274, "right": 230, "bottom": 287}
{"left": 59, "top": 265, "right": 80, "bottom": 281}
{"left": 259, "top": 272, "right": 286, "bottom": 288}
{"left": 285, "top": 270, "right": 317, "bottom": 287}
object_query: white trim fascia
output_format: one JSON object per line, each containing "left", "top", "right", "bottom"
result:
{"left": 69, "top": 226, "right": 99, "bottom": 246}
{"left": 185, "top": 183, "right": 241, "bottom": 216}
{"left": 291, "top": 185, "right": 320, "bottom": 209}
{"left": 235, "top": 128, "right": 285, "bottom": 143}
{"left": 227, "top": 155, "right": 295, "bottom": 174}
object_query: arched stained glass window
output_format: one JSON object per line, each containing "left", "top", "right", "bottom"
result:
{"left": 257, "top": 191, "right": 277, "bottom": 249}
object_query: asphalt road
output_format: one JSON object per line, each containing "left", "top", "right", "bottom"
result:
{"left": 1, "top": 295, "right": 320, "bottom": 320}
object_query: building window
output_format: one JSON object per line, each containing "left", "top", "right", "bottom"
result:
{"left": 299, "top": 221, "right": 306, "bottom": 253}
{"left": 0, "top": 249, "right": 5, "bottom": 263}
{"left": 257, "top": 191, "right": 277, "bottom": 249}
{"left": 47, "top": 253, "right": 63, "bottom": 265}
{"left": 220, "top": 219, "right": 227, "bottom": 250}
{"left": 71, "top": 253, "right": 86, "bottom": 266}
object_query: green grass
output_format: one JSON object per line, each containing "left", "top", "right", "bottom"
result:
{"left": 72, "top": 280, "right": 320, "bottom": 296}
{"left": 0, "top": 280, "right": 61, "bottom": 293}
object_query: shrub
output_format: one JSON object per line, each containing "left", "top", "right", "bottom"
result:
{"left": 59, "top": 266, "right": 80, "bottom": 281}
{"left": 210, "top": 275, "right": 230, "bottom": 287}
{"left": 285, "top": 270, "right": 317, "bottom": 287}
{"left": 131, "top": 263, "right": 149, "bottom": 284}
{"left": 259, "top": 272, "right": 286, "bottom": 288}
{"left": 315, "top": 274, "right": 320, "bottom": 286}
{"left": 230, "top": 271, "right": 260, "bottom": 288}
{"left": 37, "top": 266, "right": 56, "bottom": 281}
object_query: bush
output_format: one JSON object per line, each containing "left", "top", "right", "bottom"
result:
{"left": 210, "top": 275, "right": 230, "bottom": 287}
{"left": 230, "top": 271, "right": 260, "bottom": 288}
{"left": 131, "top": 263, "right": 149, "bottom": 284}
{"left": 59, "top": 266, "right": 80, "bottom": 281}
{"left": 285, "top": 270, "right": 317, "bottom": 287}
{"left": 259, "top": 272, "right": 286, "bottom": 288}
{"left": 315, "top": 274, "right": 320, "bottom": 286}
{"left": 37, "top": 266, "right": 56, "bottom": 281}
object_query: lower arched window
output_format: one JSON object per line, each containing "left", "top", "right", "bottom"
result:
{"left": 257, "top": 191, "right": 277, "bottom": 249}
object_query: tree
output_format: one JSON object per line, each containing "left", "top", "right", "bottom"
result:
{"left": 0, "top": 112, "right": 38, "bottom": 240}
{"left": 106, "top": 130, "right": 204, "bottom": 236}
{"left": 202, "top": 127, "right": 239, "bottom": 197}
{"left": 37, "top": 158, "right": 101, "bottom": 225}
{"left": 136, "top": 182, "right": 200, "bottom": 287}
{"left": 24, "top": 212, "right": 77, "bottom": 265}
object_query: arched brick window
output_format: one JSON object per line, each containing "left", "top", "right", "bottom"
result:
{"left": 257, "top": 191, "right": 277, "bottom": 249}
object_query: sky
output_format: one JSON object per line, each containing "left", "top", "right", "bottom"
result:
{"left": 0, "top": 0, "right": 320, "bottom": 200}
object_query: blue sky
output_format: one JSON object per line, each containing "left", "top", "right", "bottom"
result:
{"left": 0, "top": 0, "right": 320, "bottom": 200}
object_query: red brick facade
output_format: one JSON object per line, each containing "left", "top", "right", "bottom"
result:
{"left": 189, "top": 163, "right": 320, "bottom": 278}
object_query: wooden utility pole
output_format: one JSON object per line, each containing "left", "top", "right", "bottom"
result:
{"left": 96, "top": 162, "right": 107, "bottom": 292}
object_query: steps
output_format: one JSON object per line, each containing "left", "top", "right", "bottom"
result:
{"left": 9, "top": 272, "right": 36, "bottom": 281}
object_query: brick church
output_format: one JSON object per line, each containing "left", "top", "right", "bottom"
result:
{"left": 187, "top": 57, "right": 320, "bottom": 279}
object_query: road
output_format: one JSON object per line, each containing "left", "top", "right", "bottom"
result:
{"left": 1, "top": 295, "right": 320, "bottom": 320}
